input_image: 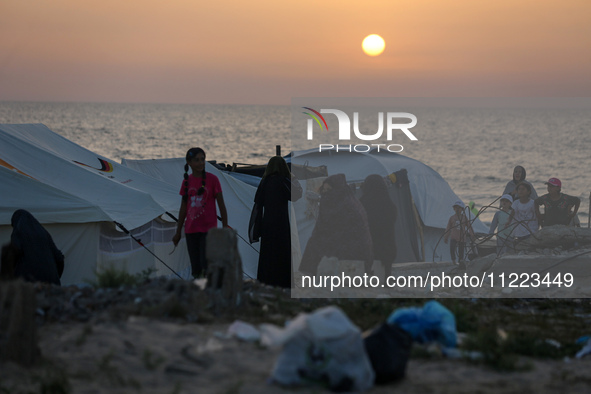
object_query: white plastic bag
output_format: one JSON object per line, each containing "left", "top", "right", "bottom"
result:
{"left": 262, "top": 306, "right": 374, "bottom": 392}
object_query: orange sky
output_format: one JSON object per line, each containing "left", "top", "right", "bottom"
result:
{"left": 1, "top": 0, "right": 590, "bottom": 105}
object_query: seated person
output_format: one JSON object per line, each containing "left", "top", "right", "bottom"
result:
{"left": 1, "top": 209, "right": 64, "bottom": 285}
{"left": 535, "top": 178, "right": 580, "bottom": 227}
{"left": 503, "top": 165, "right": 538, "bottom": 201}
{"left": 488, "top": 194, "right": 515, "bottom": 255}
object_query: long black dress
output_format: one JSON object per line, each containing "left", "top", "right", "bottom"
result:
{"left": 6, "top": 209, "right": 64, "bottom": 285}
{"left": 299, "top": 174, "right": 373, "bottom": 275}
{"left": 255, "top": 175, "right": 302, "bottom": 287}
{"left": 359, "top": 175, "right": 398, "bottom": 276}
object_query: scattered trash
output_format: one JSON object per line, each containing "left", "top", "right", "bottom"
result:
{"left": 262, "top": 306, "right": 374, "bottom": 392}
{"left": 227, "top": 320, "right": 261, "bottom": 342}
{"left": 441, "top": 347, "right": 483, "bottom": 360}
{"left": 363, "top": 322, "right": 412, "bottom": 384}
{"left": 497, "top": 328, "right": 508, "bottom": 341}
{"left": 213, "top": 331, "right": 232, "bottom": 340}
{"left": 195, "top": 337, "right": 224, "bottom": 354}
{"left": 387, "top": 300, "right": 457, "bottom": 347}
{"left": 456, "top": 332, "right": 468, "bottom": 345}
{"left": 575, "top": 336, "right": 591, "bottom": 359}
{"left": 193, "top": 278, "right": 207, "bottom": 290}
{"left": 545, "top": 338, "right": 561, "bottom": 349}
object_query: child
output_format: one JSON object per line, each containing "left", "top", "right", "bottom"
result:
{"left": 172, "top": 147, "right": 228, "bottom": 278}
{"left": 506, "top": 182, "right": 538, "bottom": 245}
{"left": 444, "top": 201, "right": 475, "bottom": 264}
{"left": 488, "top": 194, "right": 514, "bottom": 255}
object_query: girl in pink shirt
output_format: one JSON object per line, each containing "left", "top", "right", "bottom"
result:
{"left": 173, "top": 147, "right": 228, "bottom": 278}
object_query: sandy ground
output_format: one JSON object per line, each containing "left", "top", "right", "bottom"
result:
{"left": 3, "top": 248, "right": 591, "bottom": 394}
{"left": 2, "top": 316, "right": 591, "bottom": 394}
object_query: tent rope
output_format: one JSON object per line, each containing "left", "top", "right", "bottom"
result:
{"left": 216, "top": 215, "right": 256, "bottom": 280}
{"left": 165, "top": 211, "right": 256, "bottom": 280}
{"left": 114, "top": 221, "right": 183, "bottom": 280}
{"left": 166, "top": 211, "right": 259, "bottom": 255}
{"left": 215, "top": 215, "right": 260, "bottom": 256}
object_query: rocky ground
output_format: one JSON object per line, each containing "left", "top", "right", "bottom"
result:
{"left": 2, "top": 274, "right": 591, "bottom": 394}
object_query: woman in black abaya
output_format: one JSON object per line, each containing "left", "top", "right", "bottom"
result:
{"left": 1, "top": 209, "right": 64, "bottom": 285}
{"left": 359, "top": 174, "right": 398, "bottom": 277}
{"left": 255, "top": 157, "right": 302, "bottom": 287}
{"left": 299, "top": 173, "right": 373, "bottom": 275}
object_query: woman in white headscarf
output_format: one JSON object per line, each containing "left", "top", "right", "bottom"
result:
{"left": 503, "top": 165, "right": 538, "bottom": 200}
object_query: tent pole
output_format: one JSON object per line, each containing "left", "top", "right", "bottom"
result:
{"left": 165, "top": 211, "right": 178, "bottom": 222}
{"left": 215, "top": 215, "right": 259, "bottom": 258}
{"left": 410, "top": 198, "right": 425, "bottom": 262}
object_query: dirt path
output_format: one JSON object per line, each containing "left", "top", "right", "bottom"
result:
{"left": 3, "top": 278, "right": 591, "bottom": 393}
{"left": 2, "top": 317, "right": 591, "bottom": 393}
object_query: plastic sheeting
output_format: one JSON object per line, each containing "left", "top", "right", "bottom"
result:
{"left": 0, "top": 123, "right": 176, "bottom": 229}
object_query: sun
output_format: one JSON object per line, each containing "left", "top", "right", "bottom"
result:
{"left": 362, "top": 34, "right": 385, "bottom": 57}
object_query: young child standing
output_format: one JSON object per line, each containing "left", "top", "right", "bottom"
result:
{"left": 488, "top": 194, "right": 515, "bottom": 255}
{"left": 444, "top": 201, "right": 475, "bottom": 264}
{"left": 506, "top": 182, "right": 538, "bottom": 245}
{"left": 172, "top": 147, "right": 228, "bottom": 278}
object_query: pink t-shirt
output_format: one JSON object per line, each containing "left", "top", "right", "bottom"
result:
{"left": 179, "top": 172, "right": 222, "bottom": 233}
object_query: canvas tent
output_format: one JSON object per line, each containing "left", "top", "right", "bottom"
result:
{"left": 0, "top": 123, "right": 195, "bottom": 285}
{"left": 123, "top": 148, "right": 489, "bottom": 273}
{"left": 1, "top": 122, "right": 488, "bottom": 287}
{"left": 289, "top": 148, "right": 489, "bottom": 265}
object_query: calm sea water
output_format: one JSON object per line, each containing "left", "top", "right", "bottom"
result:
{"left": 1, "top": 101, "right": 590, "bottom": 226}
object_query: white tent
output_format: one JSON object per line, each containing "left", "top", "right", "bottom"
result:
{"left": 123, "top": 148, "right": 489, "bottom": 273}
{"left": 2, "top": 123, "right": 484, "bottom": 287}
{"left": 0, "top": 124, "right": 190, "bottom": 285}
{"left": 289, "top": 148, "right": 489, "bottom": 264}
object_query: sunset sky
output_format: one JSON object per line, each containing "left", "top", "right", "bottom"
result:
{"left": 1, "top": 0, "right": 590, "bottom": 105}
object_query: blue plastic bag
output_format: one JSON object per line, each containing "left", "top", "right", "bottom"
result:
{"left": 387, "top": 300, "right": 457, "bottom": 347}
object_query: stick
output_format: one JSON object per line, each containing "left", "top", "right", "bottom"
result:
{"left": 114, "top": 221, "right": 183, "bottom": 280}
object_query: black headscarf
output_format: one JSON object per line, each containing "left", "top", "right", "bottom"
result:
{"left": 9, "top": 209, "right": 64, "bottom": 285}
{"left": 359, "top": 174, "right": 398, "bottom": 262}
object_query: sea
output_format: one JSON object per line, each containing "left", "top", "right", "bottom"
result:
{"left": 1, "top": 100, "right": 590, "bottom": 227}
